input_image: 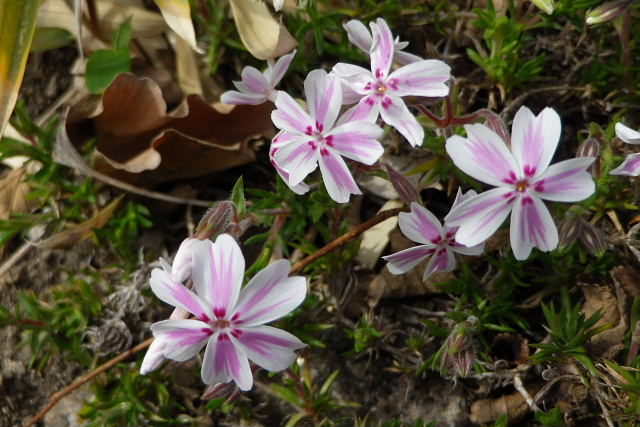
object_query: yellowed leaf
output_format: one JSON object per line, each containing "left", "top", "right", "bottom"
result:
{"left": 0, "top": 167, "right": 30, "bottom": 221}
{"left": 37, "top": 195, "right": 124, "bottom": 249}
{"left": 154, "top": 0, "right": 201, "bottom": 52}
{"left": 229, "top": 0, "right": 297, "bottom": 60}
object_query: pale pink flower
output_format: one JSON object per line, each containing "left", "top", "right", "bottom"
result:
{"left": 146, "top": 234, "right": 307, "bottom": 390}
{"left": 610, "top": 122, "right": 640, "bottom": 176}
{"left": 445, "top": 106, "right": 596, "bottom": 260}
{"left": 220, "top": 50, "right": 296, "bottom": 105}
{"left": 333, "top": 18, "right": 450, "bottom": 147}
{"left": 271, "top": 69, "right": 384, "bottom": 203}
{"left": 382, "top": 189, "right": 484, "bottom": 280}
{"left": 343, "top": 19, "right": 422, "bottom": 65}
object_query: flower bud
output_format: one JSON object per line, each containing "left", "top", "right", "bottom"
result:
{"left": 579, "top": 220, "right": 607, "bottom": 257}
{"left": 440, "top": 317, "right": 477, "bottom": 378}
{"left": 577, "top": 137, "right": 600, "bottom": 159}
{"left": 586, "top": 0, "right": 631, "bottom": 25}
{"left": 530, "top": 0, "right": 555, "bottom": 15}
{"left": 140, "top": 338, "right": 167, "bottom": 375}
{"left": 194, "top": 201, "right": 238, "bottom": 240}
{"left": 558, "top": 214, "right": 581, "bottom": 249}
{"left": 201, "top": 382, "right": 236, "bottom": 400}
{"left": 384, "top": 163, "right": 420, "bottom": 205}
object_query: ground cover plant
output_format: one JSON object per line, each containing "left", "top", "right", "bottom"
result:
{"left": 1, "top": 0, "right": 640, "bottom": 426}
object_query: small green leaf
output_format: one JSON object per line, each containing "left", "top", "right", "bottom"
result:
{"left": 85, "top": 50, "right": 131, "bottom": 94}
{"left": 111, "top": 17, "right": 133, "bottom": 51}
{"left": 30, "top": 27, "right": 75, "bottom": 52}
{"left": 231, "top": 176, "right": 246, "bottom": 219}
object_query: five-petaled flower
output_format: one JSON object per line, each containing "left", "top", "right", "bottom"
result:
{"left": 146, "top": 234, "right": 307, "bottom": 391}
{"left": 610, "top": 122, "right": 640, "bottom": 176}
{"left": 220, "top": 50, "right": 296, "bottom": 105}
{"left": 271, "top": 69, "right": 384, "bottom": 203}
{"left": 343, "top": 19, "right": 422, "bottom": 65}
{"left": 383, "top": 189, "right": 484, "bottom": 280}
{"left": 333, "top": 18, "right": 450, "bottom": 147}
{"left": 445, "top": 106, "right": 596, "bottom": 260}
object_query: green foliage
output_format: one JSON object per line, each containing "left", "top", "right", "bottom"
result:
{"left": 0, "top": 275, "right": 103, "bottom": 369}
{"left": 535, "top": 405, "right": 567, "bottom": 427}
{"left": 531, "top": 288, "right": 612, "bottom": 373}
{"left": 230, "top": 175, "right": 246, "bottom": 220}
{"left": 85, "top": 18, "right": 132, "bottom": 94}
{"left": 95, "top": 201, "right": 153, "bottom": 265}
{"left": 467, "top": 0, "right": 545, "bottom": 91}
{"left": 80, "top": 363, "right": 197, "bottom": 427}
{"left": 345, "top": 315, "right": 383, "bottom": 354}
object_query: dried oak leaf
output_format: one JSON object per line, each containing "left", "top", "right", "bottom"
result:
{"left": 65, "top": 73, "right": 274, "bottom": 185}
{"left": 580, "top": 282, "right": 628, "bottom": 359}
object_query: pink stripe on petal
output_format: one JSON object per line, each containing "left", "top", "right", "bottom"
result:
{"left": 446, "top": 125, "right": 520, "bottom": 187}
{"left": 532, "top": 157, "right": 595, "bottom": 202}
{"left": 266, "top": 50, "right": 296, "bottom": 87}
{"left": 273, "top": 140, "right": 318, "bottom": 186}
{"left": 272, "top": 91, "right": 313, "bottom": 135}
{"left": 201, "top": 333, "right": 252, "bottom": 390}
{"left": 510, "top": 196, "right": 558, "bottom": 260}
{"left": 240, "top": 66, "right": 269, "bottom": 94}
{"left": 318, "top": 150, "right": 361, "bottom": 203}
{"left": 398, "top": 202, "right": 443, "bottom": 244}
{"left": 423, "top": 247, "right": 455, "bottom": 280}
{"left": 233, "top": 325, "right": 304, "bottom": 372}
{"left": 343, "top": 20, "right": 373, "bottom": 53}
{"left": 151, "top": 319, "right": 211, "bottom": 362}
{"left": 326, "top": 121, "right": 383, "bottom": 164}
{"left": 370, "top": 18, "right": 394, "bottom": 78}
{"left": 305, "top": 70, "right": 341, "bottom": 130}
{"left": 610, "top": 153, "right": 640, "bottom": 176}
{"left": 383, "top": 245, "right": 435, "bottom": 275}
{"left": 235, "top": 274, "right": 306, "bottom": 326}
{"left": 220, "top": 91, "right": 267, "bottom": 105}
{"left": 511, "top": 107, "right": 561, "bottom": 179}
{"left": 149, "top": 269, "right": 212, "bottom": 321}
{"left": 388, "top": 60, "right": 451, "bottom": 98}
{"left": 379, "top": 95, "right": 424, "bottom": 147}
{"left": 445, "top": 187, "right": 515, "bottom": 247}
{"left": 615, "top": 122, "right": 640, "bottom": 145}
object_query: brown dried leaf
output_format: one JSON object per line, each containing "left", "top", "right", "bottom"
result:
{"left": 611, "top": 265, "right": 640, "bottom": 297}
{"left": 470, "top": 383, "right": 541, "bottom": 425}
{"left": 37, "top": 195, "right": 124, "bottom": 249}
{"left": 580, "top": 283, "right": 628, "bottom": 359}
{"left": 0, "top": 167, "right": 30, "bottom": 221}
{"left": 65, "top": 73, "right": 274, "bottom": 185}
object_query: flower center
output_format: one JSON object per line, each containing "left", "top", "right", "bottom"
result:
{"left": 212, "top": 318, "right": 230, "bottom": 329}
{"left": 377, "top": 84, "right": 387, "bottom": 94}
{"left": 515, "top": 180, "right": 529, "bottom": 192}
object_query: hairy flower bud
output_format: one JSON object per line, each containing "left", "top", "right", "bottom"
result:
{"left": 577, "top": 137, "right": 601, "bottom": 159}
{"left": 201, "top": 382, "right": 237, "bottom": 400}
{"left": 194, "top": 201, "right": 238, "bottom": 240}
{"left": 586, "top": 0, "right": 631, "bottom": 25}
{"left": 579, "top": 220, "right": 607, "bottom": 257}
{"left": 558, "top": 214, "right": 581, "bottom": 249}
{"left": 384, "top": 163, "right": 420, "bottom": 205}
{"left": 440, "top": 316, "right": 477, "bottom": 378}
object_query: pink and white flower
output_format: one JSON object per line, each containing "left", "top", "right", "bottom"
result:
{"left": 271, "top": 69, "right": 384, "bottom": 203}
{"left": 333, "top": 18, "right": 450, "bottom": 147}
{"left": 445, "top": 106, "right": 596, "bottom": 260}
{"left": 146, "top": 234, "right": 307, "bottom": 391}
{"left": 382, "top": 189, "right": 484, "bottom": 280}
{"left": 343, "top": 19, "right": 422, "bottom": 65}
{"left": 610, "top": 122, "right": 640, "bottom": 176}
{"left": 220, "top": 50, "right": 296, "bottom": 105}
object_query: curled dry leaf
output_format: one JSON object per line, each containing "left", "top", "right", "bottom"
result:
{"left": 580, "top": 282, "right": 628, "bottom": 359}
{"left": 0, "top": 166, "right": 33, "bottom": 257}
{"left": 36, "top": 195, "right": 124, "bottom": 249}
{"left": 65, "top": 73, "right": 274, "bottom": 185}
{"left": 154, "top": 0, "right": 202, "bottom": 53}
{"left": 228, "top": 0, "right": 297, "bottom": 60}
{"left": 470, "top": 382, "right": 542, "bottom": 425}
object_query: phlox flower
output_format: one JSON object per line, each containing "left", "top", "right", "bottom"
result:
{"left": 220, "top": 50, "right": 296, "bottom": 105}
{"left": 271, "top": 69, "right": 384, "bottom": 203}
{"left": 333, "top": 18, "right": 450, "bottom": 147}
{"left": 445, "top": 106, "right": 596, "bottom": 260}
{"left": 610, "top": 122, "right": 640, "bottom": 176}
{"left": 382, "top": 189, "right": 484, "bottom": 280}
{"left": 145, "top": 234, "right": 307, "bottom": 391}
{"left": 343, "top": 19, "right": 422, "bottom": 65}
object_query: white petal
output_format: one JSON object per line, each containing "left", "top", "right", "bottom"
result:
{"left": 343, "top": 19, "right": 372, "bottom": 53}
{"left": 140, "top": 338, "right": 166, "bottom": 375}
{"left": 511, "top": 106, "right": 561, "bottom": 179}
{"left": 150, "top": 319, "right": 211, "bottom": 362}
{"left": 383, "top": 245, "right": 435, "bottom": 275}
{"left": 369, "top": 18, "right": 394, "bottom": 78}
{"left": 318, "top": 150, "right": 361, "bottom": 203}
{"left": 445, "top": 187, "right": 516, "bottom": 247}
{"left": 201, "top": 332, "right": 253, "bottom": 390}
{"left": 191, "top": 236, "right": 244, "bottom": 319}
{"left": 379, "top": 95, "right": 424, "bottom": 147}
{"left": 387, "top": 60, "right": 451, "bottom": 98}
{"left": 446, "top": 124, "right": 520, "bottom": 187}
{"left": 615, "top": 122, "right": 640, "bottom": 145}
{"left": 239, "top": 66, "right": 270, "bottom": 95}
{"left": 610, "top": 153, "right": 640, "bottom": 176}
{"left": 233, "top": 259, "right": 306, "bottom": 326}
{"left": 273, "top": 138, "right": 318, "bottom": 186}
{"left": 394, "top": 50, "right": 423, "bottom": 65}
{"left": 220, "top": 90, "right": 268, "bottom": 105}
{"left": 325, "top": 121, "right": 383, "bottom": 164}
{"left": 509, "top": 195, "right": 558, "bottom": 260}
{"left": 531, "top": 157, "right": 595, "bottom": 202}
{"left": 233, "top": 325, "right": 305, "bottom": 372}
{"left": 150, "top": 268, "right": 213, "bottom": 321}
{"left": 272, "top": 91, "right": 313, "bottom": 135}
{"left": 398, "top": 202, "right": 444, "bottom": 244}
{"left": 304, "top": 69, "right": 341, "bottom": 130}
{"left": 265, "top": 50, "right": 296, "bottom": 86}
{"left": 422, "top": 247, "right": 456, "bottom": 280}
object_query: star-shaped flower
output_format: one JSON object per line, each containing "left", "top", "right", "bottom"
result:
{"left": 445, "top": 106, "right": 596, "bottom": 260}
{"left": 145, "top": 234, "right": 307, "bottom": 390}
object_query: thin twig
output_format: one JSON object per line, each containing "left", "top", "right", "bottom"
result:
{"left": 27, "top": 207, "right": 406, "bottom": 426}
{"left": 26, "top": 338, "right": 154, "bottom": 426}
{"left": 513, "top": 373, "right": 541, "bottom": 412}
